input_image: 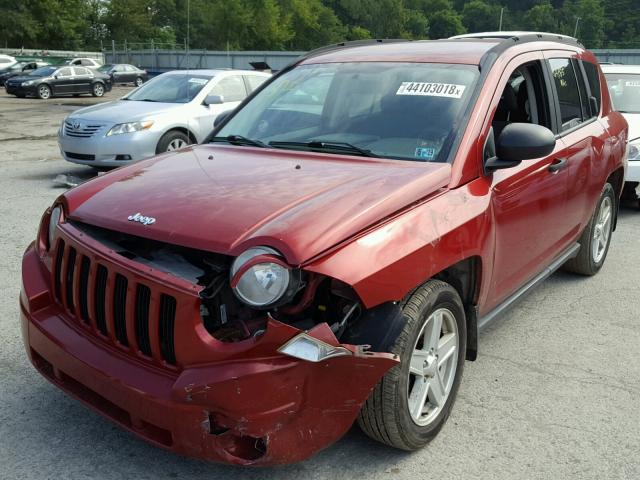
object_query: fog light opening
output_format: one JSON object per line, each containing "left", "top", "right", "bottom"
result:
{"left": 208, "top": 413, "right": 230, "bottom": 436}
{"left": 115, "top": 154, "right": 132, "bottom": 161}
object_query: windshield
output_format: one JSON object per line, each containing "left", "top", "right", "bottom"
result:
{"left": 125, "top": 73, "right": 213, "bottom": 103}
{"left": 30, "top": 66, "right": 56, "bottom": 77}
{"left": 216, "top": 62, "right": 479, "bottom": 162}
{"left": 605, "top": 73, "right": 640, "bottom": 114}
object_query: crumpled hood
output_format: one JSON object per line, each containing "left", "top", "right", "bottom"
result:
{"left": 64, "top": 145, "right": 451, "bottom": 265}
{"left": 68, "top": 100, "right": 182, "bottom": 123}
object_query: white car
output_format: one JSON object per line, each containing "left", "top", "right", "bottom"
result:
{"left": 59, "top": 69, "right": 271, "bottom": 167}
{"left": 0, "top": 54, "right": 17, "bottom": 66}
{"left": 601, "top": 64, "right": 640, "bottom": 198}
{"left": 64, "top": 57, "right": 103, "bottom": 70}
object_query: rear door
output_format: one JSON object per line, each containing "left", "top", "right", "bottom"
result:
{"left": 543, "top": 52, "right": 608, "bottom": 239}
{"left": 51, "top": 67, "right": 74, "bottom": 94}
{"left": 72, "top": 67, "right": 93, "bottom": 93}
{"left": 484, "top": 52, "right": 573, "bottom": 310}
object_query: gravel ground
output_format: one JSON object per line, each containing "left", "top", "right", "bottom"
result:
{"left": 1, "top": 88, "right": 639, "bottom": 480}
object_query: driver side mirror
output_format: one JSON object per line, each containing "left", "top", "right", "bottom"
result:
{"left": 485, "top": 123, "right": 556, "bottom": 172}
{"left": 204, "top": 94, "right": 224, "bottom": 106}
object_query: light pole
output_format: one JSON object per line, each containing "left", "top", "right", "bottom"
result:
{"left": 573, "top": 16, "right": 581, "bottom": 37}
{"left": 498, "top": 8, "right": 504, "bottom": 31}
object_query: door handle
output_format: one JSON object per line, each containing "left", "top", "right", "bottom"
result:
{"left": 548, "top": 157, "right": 567, "bottom": 173}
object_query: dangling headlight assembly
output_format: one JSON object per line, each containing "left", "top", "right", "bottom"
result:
{"left": 230, "top": 246, "right": 301, "bottom": 308}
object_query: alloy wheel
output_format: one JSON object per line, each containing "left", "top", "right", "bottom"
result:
{"left": 407, "top": 308, "right": 459, "bottom": 426}
{"left": 592, "top": 196, "right": 612, "bottom": 263}
{"left": 39, "top": 85, "right": 50, "bottom": 99}
{"left": 94, "top": 84, "right": 104, "bottom": 96}
{"left": 166, "top": 138, "right": 187, "bottom": 151}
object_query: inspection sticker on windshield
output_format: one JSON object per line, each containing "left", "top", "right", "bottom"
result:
{"left": 188, "top": 78, "right": 208, "bottom": 85}
{"left": 396, "top": 82, "right": 466, "bottom": 98}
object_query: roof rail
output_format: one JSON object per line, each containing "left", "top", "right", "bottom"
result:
{"left": 301, "top": 39, "right": 413, "bottom": 62}
{"left": 452, "top": 31, "right": 583, "bottom": 48}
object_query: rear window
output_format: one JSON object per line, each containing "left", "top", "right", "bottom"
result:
{"left": 604, "top": 72, "right": 640, "bottom": 114}
{"left": 581, "top": 61, "right": 601, "bottom": 114}
{"left": 549, "top": 58, "right": 584, "bottom": 131}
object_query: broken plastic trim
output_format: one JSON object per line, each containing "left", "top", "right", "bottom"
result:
{"left": 278, "top": 332, "right": 352, "bottom": 362}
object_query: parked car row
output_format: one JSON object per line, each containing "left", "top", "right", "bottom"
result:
{"left": 5, "top": 65, "right": 112, "bottom": 99}
{"left": 0, "top": 61, "right": 50, "bottom": 85}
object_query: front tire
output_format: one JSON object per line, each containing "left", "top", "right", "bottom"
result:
{"left": 37, "top": 84, "right": 51, "bottom": 100}
{"left": 358, "top": 280, "right": 466, "bottom": 450}
{"left": 156, "top": 130, "right": 191, "bottom": 153}
{"left": 563, "top": 183, "right": 615, "bottom": 276}
{"left": 91, "top": 82, "right": 105, "bottom": 97}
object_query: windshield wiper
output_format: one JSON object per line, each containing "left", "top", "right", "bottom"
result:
{"left": 269, "top": 140, "right": 377, "bottom": 157}
{"left": 136, "top": 98, "right": 159, "bottom": 102}
{"left": 210, "top": 135, "right": 268, "bottom": 148}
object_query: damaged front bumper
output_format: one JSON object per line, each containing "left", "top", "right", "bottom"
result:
{"left": 20, "top": 245, "right": 398, "bottom": 466}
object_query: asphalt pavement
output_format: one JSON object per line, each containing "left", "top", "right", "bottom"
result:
{"left": 0, "top": 88, "right": 639, "bottom": 480}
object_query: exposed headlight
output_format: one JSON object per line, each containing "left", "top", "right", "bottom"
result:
{"left": 21, "top": 80, "right": 34, "bottom": 86}
{"left": 278, "top": 333, "right": 351, "bottom": 362}
{"left": 230, "top": 246, "right": 299, "bottom": 308}
{"left": 628, "top": 139, "right": 640, "bottom": 161}
{"left": 106, "top": 121, "right": 154, "bottom": 136}
{"left": 48, "top": 206, "right": 62, "bottom": 250}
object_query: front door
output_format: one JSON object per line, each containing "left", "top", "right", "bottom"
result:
{"left": 51, "top": 67, "right": 74, "bottom": 94}
{"left": 193, "top": 75, "right": 248, "bottom": 139}
{"left": 484, "top": 53, "right": 572, "bottom": 311}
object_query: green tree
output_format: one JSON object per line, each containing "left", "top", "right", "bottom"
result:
{"left": 462, "top": 0, "right": 502, "bottom": 33}
{"left": 522, "top": 1, "right": 558, "bottom": 32}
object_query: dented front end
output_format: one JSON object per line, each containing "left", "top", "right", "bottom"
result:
{"left": 20, "top": 219, "right": 398, "bottom": 465}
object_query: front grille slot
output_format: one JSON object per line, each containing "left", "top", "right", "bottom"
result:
{"left": 52, "top": 233, "right": 182, "bottom": 369}
{"left": 113, "top": 274, "right": 129, "bottom": 346}
{"left": 64, "top": 121, "right": 104, "bottom": 138}
{"left": 78, "top": 256, "right": 91, "bottom": 323}
{"left": 64, "top": 248, "right": 77, "bottom": 314}
{"left": 54, "top": 240, "right": 65, "bottom": 302}
{"left": 159, "top": 295, "right": 177, "bottom": 365}
{"left": 94, "top": 265, "right": 108, "bottom": 335}
{"left": 135, "top": 285, "right": 152, "bottom": 357}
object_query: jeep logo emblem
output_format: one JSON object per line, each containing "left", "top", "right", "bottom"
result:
{"left": 127, "top": 212, "right": 156, "bottom": 225}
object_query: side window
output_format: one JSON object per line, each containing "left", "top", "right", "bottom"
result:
{"left": 80, "top": 59, "right": 93, "bottom": 67}
{"left": 573, "top": 60, "right": 591, "bottom": 120}
{"left": 71, "top": 60, "right": 81, "bottom": 65}
{"left": 209, "top": 76, "right": 247, "bottom": 102}
{"left": 548, "top": 58, "right": 584, "bottom": 131}
{"left": 490, "top": 61, "right": 552, "bottom": 139}
{"left": 73, "top": 67, "right": 89, "bottom": 76}
{"left": 57, "top": 67, "right": 72, "bottom": 77}
{"left": 245, "top": 75, "right": 267, "bottom": 92}
{"left": 581, "top": 61, "right": 601, "bottom": 115}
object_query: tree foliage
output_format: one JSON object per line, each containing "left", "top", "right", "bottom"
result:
{"left": 0, "top": 0, "right": 637, "bottom": 51}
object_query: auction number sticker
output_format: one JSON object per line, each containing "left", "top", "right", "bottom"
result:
{"left": 625, "top": 80, "right": 640, "bottom": 87}
{"left": 396, "top": 82, "right": 466, "bottom": 98}
{"left": 188, "top": 78, "right": 208, "bottom": 85}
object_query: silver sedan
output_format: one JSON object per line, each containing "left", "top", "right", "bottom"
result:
{"left": 58, "top": 69, "right": 271, "bottom": 168}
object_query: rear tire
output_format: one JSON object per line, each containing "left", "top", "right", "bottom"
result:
{"left": 37, "top": 84, "right": 51, "bottom": 100}
{"left": 156, "top": 130, "right": 191, "bottom": 153}
{"left": 358, "top": 280, "right": 466, "bottom": 450}
{"left": 91, "top": 82, "right": 105, "bottom": 97}
{"left": 563, "top": 183, "right": 615, "bottom": 276}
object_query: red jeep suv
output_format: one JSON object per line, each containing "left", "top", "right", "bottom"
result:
{"left": 21, "top": 34, "right": 627, "bottom": 465}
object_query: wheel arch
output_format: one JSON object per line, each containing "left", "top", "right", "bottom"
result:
{"left": 432, "top": 256, "right": 482, "bottom": 361}
{"left": 163, "top": 126, "right": 198, "bottom": 144}
{"left": 606, "top": 166, "right": 625, "bottom": 231}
